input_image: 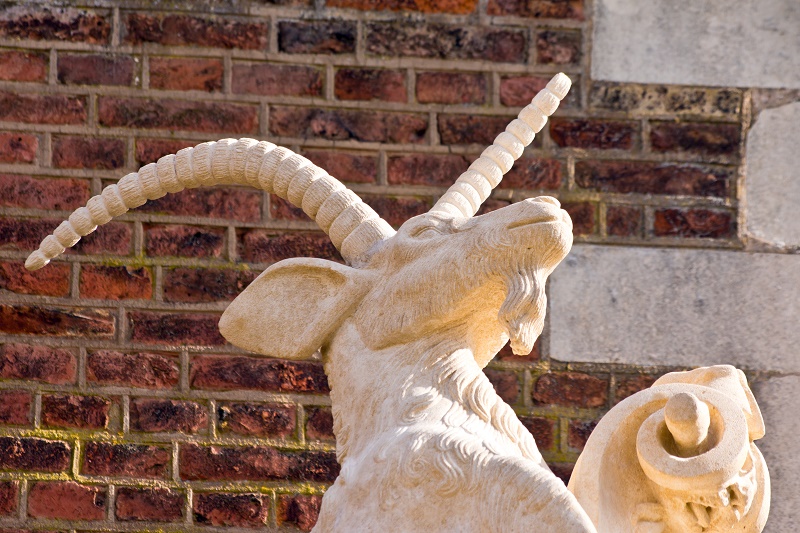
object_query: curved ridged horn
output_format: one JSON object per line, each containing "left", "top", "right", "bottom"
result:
{"left": 25, "top": 139, "right": 395, "bottom": 271}
{"left": 431, "top": 73, "right": 572, "bottom": 217}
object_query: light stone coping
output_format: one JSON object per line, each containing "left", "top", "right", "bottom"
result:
{"left": 591, "top": 0, "right": 800, "bottom": 89}
{"left": 745, "top": 101, "right": 800, "bottom": 249}
{"left": 548, "top": 245, "right": 800, "bottom": 372}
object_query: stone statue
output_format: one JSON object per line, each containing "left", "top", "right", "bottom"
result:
{"left": 23, "top": 74, "right": 768, "bottom": 532}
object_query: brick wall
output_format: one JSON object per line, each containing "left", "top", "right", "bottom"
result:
{"left": 0, "top": 0, "right": 750, "bottom": 530}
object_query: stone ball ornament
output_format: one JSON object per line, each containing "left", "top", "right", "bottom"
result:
{"left": 24, "top": 74, "right": 769, "bottom": 532}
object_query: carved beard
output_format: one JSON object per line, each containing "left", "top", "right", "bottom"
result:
{"left": 498, "top": 266, "right": 546, "bottom": 356}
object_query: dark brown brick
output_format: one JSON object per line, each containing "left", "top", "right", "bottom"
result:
{"left": 0, "top": 217, "right": 57, "bottom": 251}
{"left": 164, "top": 267, "right": 259, "bottom": 303}
{"left": 58, "top": 54, "right": 134, "bottom": 86}
{"left": 0, "top": 437, "right": 70, "bottom": 472}
{"left": 484, "top": 369, "right": 520, "bottom": 404}
{"left": 218, "top": 402, "right": 295, "bottom": 438}
{"left": 328, "top": 0, "right": 478, "bottom": 13}
{"left": 234, "top": 63, "right": 323, "bottom": 97}
{"left": 651, "top": 121, "right": 741, "bottom": 156}
{"left": 0, "top": 391, "right": 31, "bottom": 426}
{"left": 0, "top": 134, "right": 37, "bottom": 164}
{"left": 140, "top": 187, "right": 262, "bottom": 222}
{"left": 548, "top": 462, "right": 574, "bottom": 485}
{"left": 0, "top": 175, "right": 87, "bottom": 210}
{"left": 83, "top": 442, "right": 169, "bottom": 479}
{"left": 495, "top": 338, "right": 540, "bottom": 362}
{"left": 306, "top": 407, "right": 334, "bottom": 441}
{"left": 363, "top": 195, "right": 430, "bottom": 227}
{"left": 270, "top": 195, "right": 311, "bottom": 222}
{"left": 606, "top": 205, "right": 642, "bottom": 237}
{"left": 335, "top": 68, "right": 406, "bottom": 102}
{"left": 615, "top": 374, "right": 657, "bottom": 403}
{"left": 0, "top": 51, "right": 47, "bottom": 82}
{"left": 80, "top": 265, "right": 153, "bottom": 300}
{"left": 131, "top": 398, "right": 208, "bottom": 433}
{"left": 135, "top": 138, "right": 196, "bottom": 164}
{"left": 575, "top": 161, "right": 730, "bottom": 197}
{"left": 150, "top": 57, "right": 223, "bottom": 92}
{"left": 416, "top": 72, "right": 486, "bottom": 104}
{"left": 563, "top": 202, "right": 595, "bottom": 235}
{"left": 0, "top": 344, "right": 76, "bottom": 384}
{"left": 278, "top": 20, "right": 356, "bottom": 54}
{"left": 145, "top": 224, "right": 225, "bottom": 258}
{"left": 589, "top": 83, "right": 743, "bottom": 118}
{"left": 129, "top": 312, "right": 226, "bottom": 347}
{"left": 126, "top": 13, "right": 268, "bottom": 50}
{"left": 87, "top": 350, "right": 179, "bottom": 389}
{"left": 303, "top": 150, "right": 377, "bottom": 184}
{"left": 42, "top": 394, "right": 110, "bottom": 429}
{"left": 116, "top": 487, "right": 184, "bottom": 522}
{"left": 193, "top": 493, "right": 268, "bottom": 527}
{"left": 387, "top": 154, "right": 469, "bottom": 187}
{"left": 52, "top": 136, "right": 125, "bottom": 169}
{"left": 0, "top": 306, "right": 115, "bottom": 338}
{"left": 28, "top": 482, "right": 105, "bottom": 520}
{"left": 70, "top": 221, "right": 132, "bottom": 256}
{"left": 568, "top": 419, "right": 597, "bottom": 450}
{"left": 0, "top": 481, "right": 17, "bottom": 516}
{"left": 0, "top": 260, "right": 70, "bottom": 297}
{"left": 191, "top": 355, "right": 329, "bottom": 394}
{"left": 489, "top": 0, "right": 584, "bottom": 19}
{"left": 653, "top": 208, "right": 734, "bottom": 239}
{"left": 241, "top": 230, "right": 341, "bottom": 263}
{"left": 533, "top": 372, "right": 608, "bottom": 408}
{"left": 438, "top": 114, "right": 514, "bottom": 145}
{"left": 550, "top": 119, "right": 636, "bottom": 150}
{"left": 0, "top": 93, "right": 86, "bottom": 124}
{"left": 0, "top": 8, "right": 110, "bottom": 44}
{"left": 270, "top": 106, "right": 427, "bottom": 144}
{"left": 536, "top": 30, "right": 581, "bottom": 65}
{"left": 500, "top": 159, "right": 562, "bottom": 190}
{"left": 518, "top": 416, "right": 555, "bottom": 451}
{"left": 278, "top": 494, "right": 322, "bottom": 532}
{"left": 366, "top": 23, "right": 526, "bottom": 63}
{"left": 99, "top": 97, "right": 257, "bottom": 134}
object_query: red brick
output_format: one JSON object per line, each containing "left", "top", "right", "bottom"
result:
{"left": 191, "top": 355, "right": 329, "bottom": 394}
{"left": 575, "top": 161, "right": 730, "bottom": 197}
{"left": 0, "top": 344, "right": 76, "bottom": 384}
{"left": 150, "top": 57, "right": 223, "bottom": 92}
{"left": 0, "top": 175, "right": 87, "bottom": 210}
{"left": 366, "top": 23, "right": 526, "bottom": 63}
{"left": 270, "top": 195, "right": 310, "bottom": 222}
{"left": 233, "top": 63, "right": 323, "bottom": 97}
{"left": 0, "top": 8, "right": 110, "bottom": 44}
{"left": 145, "top": 224, "right": 225, "bottom": 258}
{"left": 0, "top": 217, "right": 57, "bottom": 250}
{"left": 42, "top": 394, "right": 110, "bottom": 429}
{"left": 500, "top": 76, "right": 548, "bottom": 108}
{"left": 218, "top": 402, "right": 295, "bottom": 438}
{"left": 438, "top": 114, "right": 515, "bottom": 145}
{"left": 164, "top": 267, "right": 259, "bottom": 303}
{"left": 80, "top": 265, "right": 152, "bottom": 300}
{"left": 52, "top": 136, "right": 125, "bottom": 169}
{"left": 533, "top": 372, "right": 608, "bottom": 408}
{"left": 500, "top": 159, "right": 562, "bottom": 190}
{"left": 495, "top": 338, "right": 540, "bottom": 362}
{"left": 71, "top": 221, "right": 133, "bottom": 256}
{"left": 0, "top": 51, "right": 47, "bottom": 82}
{"left": 489, "top": 0, "right": 583, "bottom": 19}
{"left": 131, "top": 398, "right": 208, "bottom": 433}
{"left": 550, "top": 119, "right": 637, "bottom": 150}
{"left": 363, "top": 195, "right": 430, "bottom": 227}
{"left": 518, "top": 416, "right": 555, "bottom": 451}
{"left": 653, "top": 208, "right": 734, "bottom": 239}
{"left": 28, "top": 482, "right": 105, "bottom": 520}
{"left": 335, "top": 68, "right": 406, "bottom": 102}
{"left": 0, "top": 306, "right": 115, "bottom": 338}
{"left": 484, "top": 369, "right": 520, "bottom": 404}
{"left": 0, "top": 92, "right": 86, "bottom": 124}
{"left": 0, "top": 481, "right": 17, "bottom": 516}
{"left": 240, "top": 230, "right": 341, "bottom": 263}
{"left": 536, "top": 30, "right": 581, "bottom": 65}
{"left": 651, "top": 121, "right": 741, "bottom": 156}
{"left": 615, "top": 374, "right": 656, "bottom": 403}
{"left": 269, "top": 106, "right": 427, "bottom": 144}
{"left": 140, "top": 186, "right": 262, "bottom": 222}
{"left": 302, "top": 150, "right": 377, "bottom": 184}
{"left": 135, "top": 138, "right": 196, "bottom": 164}
{"left": 306, "top": 407, "right": 334, "bottom": 441}
{"left": 193, "top": 493, "right": 268, "bottom": 527}
{"left": 126, "top": 13, "right": 268, "bottom": 50}
{"left": 0, "top": 437, "right": 70, "bottom": 472}
{"left": 568, "top": 419, "right": 598, "bottom": 450}
{"left": 328, "top": 0, "right": 478, "bottom": 13}
{"left": 278, "top": 20, "right": 356, "bottom": 54}
{"left": 606, "top": 205, "right": 642, "bottom": 237}
{"left": 563, "top": 202, "right": 595, "bottom": 235}
{"left": 277, "top": 494, "right": 322, "bottom": 532}
{"left": 179, "top": 444, "right": 313, "bottom": 482}
{"left": 99, "top": 97, "right": 257, "bottom": 134}
{"left": 87, "top": 350, "right": 179, "bottom": 389}
{"left": 129, "top": 312, "right": 226, "bottom": 347}
{"left": 416, "top": 72, "right": 486, "bottom": 104}
{"left": 0, "top": 134, "right": 37, "bottom": 164}
{"left": 58, "top": 54, "right": 134, "bottom": 86}
{"left": 0, "top": 391, "right": 31, "bottom": 426}
{"left": 116, "top": 487, "right": 184, "bottom": 522}
{"left": 0, "top": 261, "right": 70, "bottom": 297}
{"left": 83, "top": 442, "right": 169, "bottom": 479}
{"left": 387, "top": 154, "right": 469, "bottom": 187}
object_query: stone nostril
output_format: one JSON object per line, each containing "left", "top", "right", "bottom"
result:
{"left": 535, "top": 196, "right": 561, "bottom": 208}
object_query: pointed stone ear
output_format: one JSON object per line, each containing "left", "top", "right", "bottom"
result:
{"left": 219, "top": 257, "right": 367, "bottom": 359}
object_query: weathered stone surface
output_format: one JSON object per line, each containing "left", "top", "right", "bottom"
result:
{"left": 549, "top": 245, "right": 800, "bottom": 371}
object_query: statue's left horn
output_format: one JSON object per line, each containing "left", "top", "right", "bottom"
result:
{"left": 430, "top": 73, "right": 571, "bottom": 218}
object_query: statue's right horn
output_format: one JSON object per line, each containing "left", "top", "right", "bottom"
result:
{"left": 431, "top": 73, "right": 571, "bottom": 218}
